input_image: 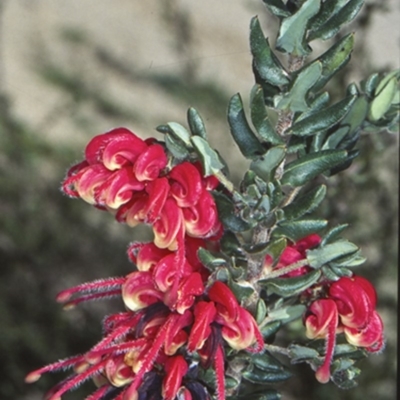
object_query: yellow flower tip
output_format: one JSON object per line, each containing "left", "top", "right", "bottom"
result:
{"left": 25, "top": 371, "right": 41, "bottom": 383}
{"left": 74, "top": 360, "right": 90, "bottom": 373}
{"left": 62, "top": 302, "right": 76, "bottom": 311}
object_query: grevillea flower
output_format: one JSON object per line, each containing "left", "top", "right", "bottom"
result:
{"left": 62, "top": 128, "right": 221, "bottom": 249}
{"left": 263, "top": 234, "right": 321, "bottom": 277}
{"left": 26, "top": 271, "right": 263, "bottom": 400}
{"left": 305, "top": 275, "right": 384, "bottom": 383}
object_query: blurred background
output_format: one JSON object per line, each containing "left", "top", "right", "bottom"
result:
{"left": 0, "top": 1, "right": 398, "bottom": 399}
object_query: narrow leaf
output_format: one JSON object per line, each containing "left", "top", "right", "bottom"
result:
{"left": 165, "top": 133, "right": 190, "bottom": 159}
{"left": 250, "top": 85, "right": 284, "bottom": 145}
{"left": 288, "top": 96, "right": 357, "bottom": 137}
{"left": 273, "top": 219, "right": 328, "bottom": 242}
{"left": 187, "top": 107, "right": 207, "bottom": 139}
{"left": 262, "top": 0, "right": 291, "bottom": 18}
{"left": 243, "top": 366, "right": 292, "bottom": 384}
{"left": 306, "top": 239, "right": 358, "bottom": 269}
{"left": 312, "top": 33, "right": 354, "bottom": 92}
{"left": 250, "top": 146, "right": 286, "bottom": 182}
{"left": 369, "top": 77, "right": 398, "bottom": 121}
{"left": 276, "top": 0, "right": 321, "bottom": 56}
{"left": 259, "top": 270, "right": 321, "bottom": 297}
{"left": 275, "top": 61, "right": 322, "bottom": 112}
{"left": 308, "top": 0, "right": 364, "bottom": 41}
{"left": 191, "top": 136, "right": 224, "bottom": 176}
{"left": 283, "top": 185, "right": 327, "bottom": 220}
{"left": 250, "top": 17, "right": 289, "bottom": 86}
{"left": 228, "top": 93, "right": 265, "bottom": 159}
{"left": 281, "top": 150, "right": 348, "bottom": 187}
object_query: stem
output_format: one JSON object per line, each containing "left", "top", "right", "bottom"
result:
{"left": 263, "top": 259, "right": 309, "bottom": 280}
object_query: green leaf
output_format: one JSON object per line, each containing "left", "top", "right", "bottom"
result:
{"left": 276, "top": 0, "right": 321, "bottom": 56}
{"left": 312, "top": 33, "right": 354, "bottom": 92}
{"left": 250, "top": 146, "right": 286, "bottom": 182}
{"left": 288, "top": 96, "right": 357, "bottom": 137}
{"left": 306, "top": 239, "right": 358, "bottom": 269}
{"left": 164, "top": 133, "right": 190, "bottom": 159}
{"left": 321, "top": 223, "right": 349, "bottom": 246}
{"left": 220, "top": 231, "right": 244, "bottom": 258}
{"left": 361, "top": 73, "right": 379, "bottom": 97}
{"left": 250, "top": 17, "right": 289, "bottom": 86}
{"left": 212, "top": 191, "right": 252, "bottom": 232}
{"left": 329, "top": 250, "right": 366, "bottom": 268}
{"left": 250, "top": 85, "right": 284, "bottom": 145}
{"left": 167, "top": 122, "right": 192, "bottom": 146}
{"left": 260, "top": 270, "right": 321, "bottom": 298}
{"left": 288, "top": 344, "right": 320, "bottom": 362}
{"left": 187, "top": 107, "right": 207, "bottom": 139}
{"left": 308, "top": 0, "right": 364, "bottom": 41}
{"left": 252, "top": 352, "right": 286, "bottom": 372}
{"left": 229, "top": 280, "right": 256, "bottom": 302}
{"left": 281, "top": 150, "right": 348, "bottom": 187}
{"left": 197, "top": 248, "right": 226, "bottom": 272}
{"left": 262, "top": 0, "right": 291, "bottom": 18}
{"left": 231, "top": 390, "right": 282, "bottom": 400}
{"left": 273, "top": 219, "right": 328, "bottom": 241}
{"left": 369, "top": 76, "right": 398, "bottom": 121}
{"left": 191, "top": 136, "right": 224, "bottom": 176}
{"left": 256, "top": 299, "right": 268, "bottom": 324}
{"left": 275, "top": 61, "right": 322, "bottom": 112}
{"left": 243, "top": 365, "right": 292, "bottom": 384}
{"left": 265, "top": 237, "right": 288, "bottom": 261}
{"left": 283, "top": 185, "right": 327, "bottom": 220}
{"left": 228, "top": 93, "right": 266, "bottom": 159}
{"left": 308, "top": 0, "right": 340, "bottom": 32}
{"left": 261, "top": 320, "right": 282, "bottom": 339}
{"left": 268, "top": 304, "right": 306, "bottom": 324}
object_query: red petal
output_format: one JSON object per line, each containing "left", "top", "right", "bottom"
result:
{"left": 134, "top": 242, "right": 172, "bottom": 272}
{"left": 162, "top": 355, "right": 188, "bottom": 400}
{"left": 294, "top": 234, "right": 321, "bottom": 254}
{"left": 344, "top": 310, "right": 384, "bottom": 351}
{"left": 121, "top": 271, "right": 163, "bottom": 311}
{"left": 182, "top": 190, "right": 219, "bottom": 238}
{"left": 169, "top": 162, "right": 203, "bottom": 207}
{"left": 95, "top": 167, "right": 145, "bottom": 209}
{"left": 85, "top": 128, "right": 147, "bottom": 169}
{"left": 329, "top": 277, "right": 373, "bottom": 329}
{"left": 134, "top": 143, "right": 167, "bottom": 181}
{"left": 187, "top": 301, "right": 217, "bottom": 352}
{"left": 174, "top": 272, "right": 205, "bottom": 314}
{"left": 305, "top": 299, "right": 339, "bottom": 339}
{"left": 153, "top": 198, "right": 184, "bottom": 250}
{"left": 164, "top": 311, "right": 193, "bottom": 356}
{"left": 208, "top": 281, "right": 238, "bottom": 324}
{"left": 144, "top": 177, "right": 170, "bottom": 223}
{"left": 116, "top": 192, "right": 148, "bottom": 227}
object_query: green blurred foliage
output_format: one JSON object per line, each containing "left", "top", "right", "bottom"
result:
{"left": 0, "top": 1, "right": 397, "bottom": 399}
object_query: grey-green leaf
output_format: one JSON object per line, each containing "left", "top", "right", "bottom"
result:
{"left": 228, "top": 93, "right": 266, "bottom": 159}
{"left": 250, "top": 85, "right": 284, "bottom": 145}
{"left": 284, "top": 184, "right": 327, "bottom": 220}
{"left": 369, "top": 76, "right": 398, "bottom": 121}
{"left": 259, "top": 270, "right": 321, "bottom": 297}
{"left": 187, "top": 107, "right": 207, "bottom": 139}
{"left": 274, "top": 61, "right": 322, "bottom": 112}
{"left": 306, "top": 239, "right": 358, "bottom": 269}
{"left": 276, "top": 0, "right": 321, "bottom": 56}
{"left": 281, "top": 150, "right": 348, "bottom": 187}
{"left": 288, "top": 96, "right": 357, "bottom": 137}
{"left": 191, "top": 136, "right": 224, "bottom": 176}
{"left": 273, "top": 219, "right": 328, "bottom": 241}
{"left": 243, "top": 366, "right": 292, "bottom": 384}
{"left": 250, "top": 17, "right": 289, "bottom": 86}
{"left": 312, "top": 33, "right": 354, "bottom": 92}
{"left": 262, "top": 0, "right": 291, "bottom": 18}
{"left": 308, "top": 0, "right": 364, "bottom": 41}
{"left": 250, "top": 146, "right": 286, "bottom": 182}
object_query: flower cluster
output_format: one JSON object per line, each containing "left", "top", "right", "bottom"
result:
{"left": 26, "top": 128, "right": 263, "bottom": 400}
{"left": 62, "top": 127, "right": 220, "bottom": 250}
{"left": 266, "top": 235, "right": 384, "bottom": 384}
{"left": 305, "top": 276, "right": 384, "bottom": 383}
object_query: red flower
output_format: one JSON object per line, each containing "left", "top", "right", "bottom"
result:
{"left": 305, "top": 276, "right": 384, "bottom": 383}
{"left": 263, "top": 234, "right": 321, "bottom": 277}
